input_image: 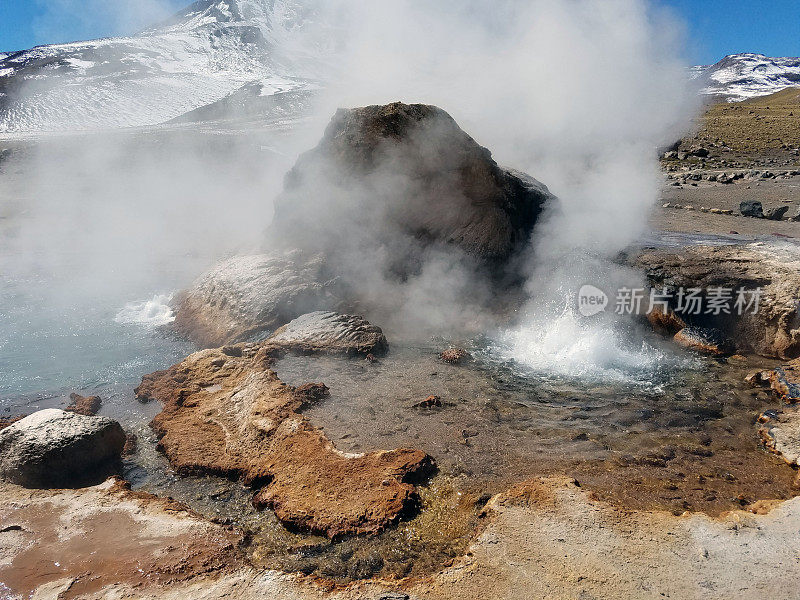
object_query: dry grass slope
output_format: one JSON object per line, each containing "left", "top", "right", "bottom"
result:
{"left": 693, "top": 87, "right": 800, "bottom": 152}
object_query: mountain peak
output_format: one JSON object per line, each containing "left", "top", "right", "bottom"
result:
{"left": 693, "top": 53, "right": 800, "bottom": 102}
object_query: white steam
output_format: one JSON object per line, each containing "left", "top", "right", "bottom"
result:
{"left": 3, "top": 0, "right": 698, "bottom": 385}
{"left": 314, "top": 0, "right": 697, "bottom": 379}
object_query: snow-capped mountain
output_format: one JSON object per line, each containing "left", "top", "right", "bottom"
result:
{"left": 0, "top": 0, "right": 337, "bottom": 133}
{"left": 691, "top": 53, "right": 800, "bottom": 102}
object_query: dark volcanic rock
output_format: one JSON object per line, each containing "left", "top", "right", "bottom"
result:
{"left": 0, "top": 409, "right": 125, "bottom": 488}
{"left": 765, "top": 206, "right": 790, "bottom": 221}
{"left": 739, "top": 200, "right": 764, "bottom": 218}
{"left": 266, "top": 311, "right": 388, "bottom": 356}
{"left": 171, "top": 250, "right": 347, "bottom": 348}
{"left": 270, "top": 102, "right": 555, "bottom": 263}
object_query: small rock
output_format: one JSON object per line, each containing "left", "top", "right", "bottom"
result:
{"left": 122, "top": 432, "right": 138, "bottom": 457}
{"left": 294, "top": 383, "right": 331, "bottom": 405}
{"left": 267, "top": 312, "right": 388, "bottom": 356}
{"left": 413, "top": 395, "right": 443, "bottom": 409}
{"left": 745, "top": 370, "right": 771, "bottom": 387}
{"left": 439, "top": 347, "right": 472, "bottom": 364}
{"left": 764, "top": 206, "right": 789, "bottom": 221}
{"left": 66, "top": 393, "right": 102, "bottom": 416}
{"left": 739, "top": 200, "right": 764, "bottom": 218}
{"left": 0, "top": 409, "right": 126, "bottom": 488}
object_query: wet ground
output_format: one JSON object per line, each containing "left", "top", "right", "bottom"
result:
{"left": 96, "top": 338, "right": 797, "bottom": 582}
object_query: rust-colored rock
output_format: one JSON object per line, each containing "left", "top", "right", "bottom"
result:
{"left": 66, "top": 393, "right": 102, "bottom": 416}
{"left": 136, "top": 344, "right": 435, "bottom": 538}
{"left": 673, "top": 327, "right": 733, "bottom": 356}
{"left": 439, "top": 347, "right": 472, "bottom": 364}
{"left": 412, "top": 395, "right": 443, "bottom": 409}
{"left": 0, "top": 416, "right": 25, "bottom": 430}
{"left": 122, "top": 432, "right": 138, "bottom": 457}
{"left": 646, "top": 305, "right": 686, "bottom": 336}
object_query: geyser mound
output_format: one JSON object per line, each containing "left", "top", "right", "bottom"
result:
{"left": 173, "top": 102, "right": 557, "bottom": 345}
{"left": 272, "top": 102, "right": 554, "bottom": 264}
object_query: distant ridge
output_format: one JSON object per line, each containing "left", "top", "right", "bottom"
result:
{"left": 0, "top": 0, "right": 332, "bottom": 133}
{"left": 691, "top": 53, "right": 800, "bottom": 102}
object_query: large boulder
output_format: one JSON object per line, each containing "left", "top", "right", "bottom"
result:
{"left": 635, "top": 244, "right": 800, "bottom": 358}
{"left": 0, "top": 409, "right": 126, "bottom": 488}
{"left": 171, "top": 250, "right": 348, "bottom": 348}
{"left": 266, "top": 311, "right": 388, "bottom": 356}
{"left": 270, "top": 102, "right": 554, "bottom": 264}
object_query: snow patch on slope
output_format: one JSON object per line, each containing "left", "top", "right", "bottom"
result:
{"left": 0, "top": 0, "right": 334, "bottom": 133}
{"left": 692, "top": 53, "right": 800, "bottom": 102}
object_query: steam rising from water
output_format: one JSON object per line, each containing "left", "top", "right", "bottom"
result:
{"left": 314, "top": 0, "right": 697, "bottom": 380}
{"left": 0, "top": 0, "right": 699, "bottom": 390}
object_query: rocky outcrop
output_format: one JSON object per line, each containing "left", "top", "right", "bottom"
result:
{"left": 635, "top": 244, "right": 800, "bottom": 358}
{"left": 171, "top": 251, "right": 347, "bottom": 348}
{"left": 135, "top": 343, "right": 434, "bottom": 538}
{"left": 760, "top": 407, "right": 800, "bottom": 466}
{"left": 0, "top": 409, "right": 126, "bottom": 487}
{"left": 170, "top": 104, "right": 556, "bottom": 346}
{"left": 266, "top": 311, "right": 387, "bottom": 356}
{"left": 270, "top": 102, "right": 554, "bottom": 263}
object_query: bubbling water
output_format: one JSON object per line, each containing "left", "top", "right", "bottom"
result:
{"left": 114, "top": 294, "right": 175, "bottom": 327}
{"left": 495, "top": 295, "right": 694, "bottom": 388}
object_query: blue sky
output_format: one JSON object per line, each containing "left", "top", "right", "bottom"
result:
{"left": 0, "top": 0, "right": 799, "bottom": 65}
{"left": 661, "top": 0, "right": 800, "bottom": 65}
